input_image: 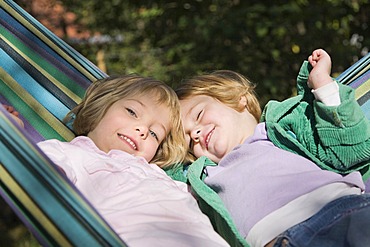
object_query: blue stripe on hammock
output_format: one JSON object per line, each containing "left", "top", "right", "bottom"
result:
{"left": 0, "top": 49, "right": 70, "bottom": 120}
{"left": 337, "top": 53, "right": 370, "bottom": 85}
{"left": 0, "top": 38, "right": 79, "bottom": 110}
{"left": 0, "top": 8, "right": 92, "bottom": 92}
{"left": 347, "top": 70, "right": 370, "bottom": 89}
{"left": 1, "top": 0, "right": 107, "bottom": 80}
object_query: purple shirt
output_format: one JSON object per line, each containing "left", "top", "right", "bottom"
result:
{"left": 205, "top": 123, "right": 364, "bottom": 238}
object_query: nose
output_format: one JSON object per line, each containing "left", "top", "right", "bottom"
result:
{"left": 190, "top": 128, "right": 201, "bottom": 143}
{"left": 136, "top": 126, "right": 149, "bottom": 139}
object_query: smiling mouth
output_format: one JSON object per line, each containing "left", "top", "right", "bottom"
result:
{"left": 205, "top": 128, "right": 215, "bottom": 150}
{"left": 118, "top": 134, "right": 137, "bottom": 150}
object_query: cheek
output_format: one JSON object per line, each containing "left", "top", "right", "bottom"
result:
{"left": 143, "top": 152, "right": 155, "bottom": 163}
{"left": 146, "top": 141, "right": 160, "bottom": 162}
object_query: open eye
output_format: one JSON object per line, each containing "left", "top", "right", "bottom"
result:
{"left": 149, "top": 130, "right": 158, "bottom": 140}
{"left": 126, "top": 108, "right": 137, "bottom": 117}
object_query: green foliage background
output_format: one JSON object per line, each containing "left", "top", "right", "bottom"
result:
{"left": 61, "top": 0, "right": 369, "bottom": 106}
{"left": 3, "top": 0, "right": 369, "bottom": 245}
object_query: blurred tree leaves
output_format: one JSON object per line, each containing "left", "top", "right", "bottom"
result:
{"left": 3, "top": 1, "right": 370, "bottom": 245}
{"left": 20, "top": 0, "right": 370, "bottom": 106}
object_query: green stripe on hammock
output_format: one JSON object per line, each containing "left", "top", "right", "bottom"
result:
{"left": 0, "top": 25, "right": 84, "bottom": 103}
{"left": 0, "top": 0, "right": 369, "bottom": 246}
{"left": 0, "top": 68, "right": 73, "bottom": 141}
{"left": 1, "top": 0, "right": 105, "bottom": 82}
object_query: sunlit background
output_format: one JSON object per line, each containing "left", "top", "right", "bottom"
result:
{"left": 1, "top": 0, "right": 369, "bottom": 245}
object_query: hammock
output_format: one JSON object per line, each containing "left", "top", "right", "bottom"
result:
{"left": 0, "top": 0, "right": 369, "bottom": 246}
{"left": 0, "top": 0, "right": 125, "bottom": 246}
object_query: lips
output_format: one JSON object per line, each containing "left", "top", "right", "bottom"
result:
{"left": 118, "top": 134, "right": 137, "bottom": 150}
{"left": 205, "top": 128, "right": 215, "bottom": 150}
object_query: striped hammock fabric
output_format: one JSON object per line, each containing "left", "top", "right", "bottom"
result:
{"left": 336, "top": 52, "right": 370, "bottom": 120}
{"left": 0, "top": 0, "right": 106, "bottom": 143}
{"left": 0, "top": 0, "right": 369, "bottom": 246}
{"left": 0, "top": 0, "right": 125, "bottom": 246}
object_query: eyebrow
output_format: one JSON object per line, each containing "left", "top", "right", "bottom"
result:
{"left": 126, "top": 99, "right": 145, "bottom": 107}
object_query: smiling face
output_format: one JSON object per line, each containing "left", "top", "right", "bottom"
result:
{"left": 180, "top": 95, "right": 258, "bottom": 163}
{"left": 87, "top": 94, "right": 170, "bottom": 163}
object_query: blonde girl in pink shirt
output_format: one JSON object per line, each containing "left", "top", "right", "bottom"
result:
{"left": 6, "top": 75, "right": 229, "bottom": 247}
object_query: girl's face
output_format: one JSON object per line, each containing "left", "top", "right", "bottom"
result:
{"left": 88, "top": 94, "right": 170, "bottom": 162}
{"left": 180, "top": 95, "right": 257, "bottom": 163}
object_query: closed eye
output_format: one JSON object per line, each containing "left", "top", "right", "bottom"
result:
{"left": 196, "top": 110, "right": 203, "bottom": 121}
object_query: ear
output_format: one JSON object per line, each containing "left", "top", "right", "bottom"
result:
{"left": 238, "top": 95, "right": 247, "bottom": 110}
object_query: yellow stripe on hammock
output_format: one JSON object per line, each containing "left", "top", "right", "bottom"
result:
{"left": 1, "top": 2, "right": 98, "bottom": 82}
{"left": 0, "top": 30, "right": 83, "bottom": 105}
{"left": 0, "top": 165, "right": 72, "bottom": 247}
{"left": 0, "top": 67, "right": 75, "bottom": 141}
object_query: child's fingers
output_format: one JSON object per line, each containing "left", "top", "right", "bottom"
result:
{"left": 311, "top": 50, "right": 321, "bottom": 60}
{"left": 308, "top": 49, "right": 327, "bottom": 67}
{"left": 313, "top": 49, "right": 328, "bottom": 60}
{"left": 3, "top": 104, "right": 12, "bottom": 111}
{"left": 2, "top": 104, "right": 19, "bottom": 116}
{"left": 308, "top": 55, "right": 317, "bottom": 67}
{"left": 6, "top": 106, "right": 15, "bottom": 113}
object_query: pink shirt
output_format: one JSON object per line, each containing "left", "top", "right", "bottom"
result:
{"left": 38, "top": 136, "right": 229, "bottom": 247}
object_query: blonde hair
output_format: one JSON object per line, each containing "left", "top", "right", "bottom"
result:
{"left": 65, "top": 75, "right": 186, "bottom": 168}
{"left": 176, "top": 70, "right": 261, "bottom": 163}
{"left": 176, "top": 70, "right": 261, "bottom": 122}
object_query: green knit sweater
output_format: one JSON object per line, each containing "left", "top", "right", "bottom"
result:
{"left": 261, "top": 61, "right": 370, "bottom": 180}
{"left": 165, "top": 61, "right": 370, "bottom": 247}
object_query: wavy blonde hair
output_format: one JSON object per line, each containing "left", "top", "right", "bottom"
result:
{"left": 65, "top": 75, "right": 187, "bottom": 168}
{"left": 175, "top": 70, "right": 261, "bottom": 162}
{"left": 176, "top": 70, "right": 261, "bottom": 121}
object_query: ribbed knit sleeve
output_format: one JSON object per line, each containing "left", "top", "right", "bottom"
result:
{"left": 313, "top": 84, "right": 370, "bottom": 174}
{"left": 261, "top": 61, "right": 370, "bottom": 180}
